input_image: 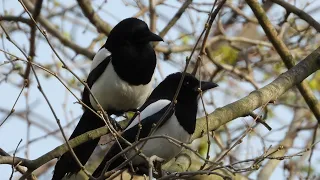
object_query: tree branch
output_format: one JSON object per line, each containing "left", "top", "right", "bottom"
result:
{"left": 1, "top": 45, "right": 319, "bottom": 175}
{"left": 159, "top": 0, "right": 193, "bottom": 38}
{"left": 21, "top": 0, "right": 95, "bottom": 59}
{"left": 192, "top": 46, "right": 320, "bottom": 140}
{"left": 246, "top": 0, "right": 320, "bottom": 123}
{"left": 270, "top": 0, "right": 320, "bottom": 32}
{"left": 24, "top": 0, "right": 43, "bottom": 86}
{"left": 257, "top": 109, "right": 307, "bottom": 179}
{"left": 0, "top": 16, "right": 31, "bottom": 25}
{"left": 77, "top": 0, "right": 112, "bottom": 36}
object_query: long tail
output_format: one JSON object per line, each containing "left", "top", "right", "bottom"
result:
{"left": 52, "top": 110, "right": 105, "bottom": 180}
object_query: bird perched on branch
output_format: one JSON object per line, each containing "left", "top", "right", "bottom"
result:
{"left": 52, "top": 17, "right": 163, "bottom": 180}
{"left": 92, "top": 72, "right": 218, "bottom": 178}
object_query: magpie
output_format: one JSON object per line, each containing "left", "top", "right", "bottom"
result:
{"left": 52, "top": 18, "right": 163, "bottom": 180}
{"left": 92, "top": 72, "right": 218, "bottom": 178}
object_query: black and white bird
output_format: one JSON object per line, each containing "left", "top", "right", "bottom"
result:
{"left": 52, "top": 18, "right": 163, "bottom": 180}
{"left": 92, "top": 72, "right": 218, "bottom": 178}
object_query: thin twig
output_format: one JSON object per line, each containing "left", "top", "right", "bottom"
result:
{"left": 246, "top": 0, "right": 320, "bottom": 123}
{"left": 24, "top": 0, "right": 43, "bottom": 85}
{"left": 10, "top": 139, "right": 23, "bottom": 180}
{"left": 0, "top": 79, "right": 27, "bottom": 127}
{"left": 306, "top": 126, "right": 318, "bottom": 179}
{"left": 270, "top": 0, "right": 320, "bottom": 32}
{"left": 192, "top": 0, "right": 226, "bottom": 75}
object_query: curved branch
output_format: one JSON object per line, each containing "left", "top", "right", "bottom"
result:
{"left": 1, "top": 45, "right": 319, "bottom": 176}
{"left": 21, "top": 0, "right": 95, "bottom": 59}
{"left": 270, "top": 0, "right": 320, "bottom": 32}
{"left": 77, "top": 0, "right": 112, "bottom": 36}
{"left": 191, "top": 46, "right": 320, "bottom": 140}
{"left": 246, "top": 0, "right": 320, "bottom": 123}
{"left": 0, "top": 149, "right": 27, "bottom": 175}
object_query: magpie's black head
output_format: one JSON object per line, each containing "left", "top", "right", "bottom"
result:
{"left": 150, "top": 72, "right": 218, "bottom": 102}
{"left": 105, "top": 18, "right": 163, "bottom": 52}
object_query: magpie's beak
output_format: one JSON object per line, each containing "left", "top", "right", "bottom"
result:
{"left": 196, "top": 81, "right": 218, "bottom": 92}
{"left": 144, "top": 31, "right": 163, "bottom": 42}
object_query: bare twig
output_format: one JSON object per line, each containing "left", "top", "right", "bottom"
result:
{"left": 77, "top": 0, "right": 112, "bottom": 35}
{"left": 270, "top": 0, "right": 320, "bottom": 32}
{"left": 24, "top": 0, "right": 43, "bottom": 85}
{"left": 19, "top": 0, "right": 95, "bottom": 59}
{"left": 0, "top": 149, "right": 27, "bottom": 176}
{"left": 158, "top": 0, "right": 193, "bottom": 39}
{"left": 0, "top": 79, "right": 27, "bottom": 127}
{"left": 246, "top": 0, "right": 320, "bottom": 123}
{"left": 192, "top": 0, "right": 226, "bottom": 75}
{"left": 10, "top": 139, "right": 23, "bottom": 180}
{"left": 306, "top": 126, "right": 318, "bottom": 179}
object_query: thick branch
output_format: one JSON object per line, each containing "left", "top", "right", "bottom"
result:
{"left": 0, "top": 149, "right": 27, "bottom": 175}
{"left": 192, "top": 46, "right": 320, "bottom": 140}
{"left": 1, "top": 46, "right": 319, "bottom": 174}
{"left": 246, "top": 0, "right": 320, "bottom": 123}
{"left": 0, "top": 16, "right": 31, "bottom": 25}
{"left": 77, "top": 0, "right": 112, "bottom": 36}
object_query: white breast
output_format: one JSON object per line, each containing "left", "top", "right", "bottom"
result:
{"left": 89, "top": 63, "right": 153, "bottom": 111}
{"left": 127, "top": 113, "right": 191, "bottom": 165}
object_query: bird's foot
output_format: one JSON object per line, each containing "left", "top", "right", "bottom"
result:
{"left": 149, "top": 155, "right": 164, "bottom": 164}
{"left": 110, "top": 119, "right": 123, "bottom": 131}
{"left": 150, "top": 155, "right": 165, "bottom": 178}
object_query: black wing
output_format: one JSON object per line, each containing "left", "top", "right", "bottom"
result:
{"left": 82, "top": 55, "right": 112, "bottom": 107}
{"left": 92, "top": 104, "right": 174, "bottom": 177}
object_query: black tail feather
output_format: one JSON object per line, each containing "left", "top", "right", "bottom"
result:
{"left": 52, "top": 110, "right": 105, "bottom": 180}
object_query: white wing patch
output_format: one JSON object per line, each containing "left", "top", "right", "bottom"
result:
{"left": 125, "top": 99, "right": 171, "bottom": 131}
{"left": 90, "top": 48, "right": 111, "bottom": 71}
